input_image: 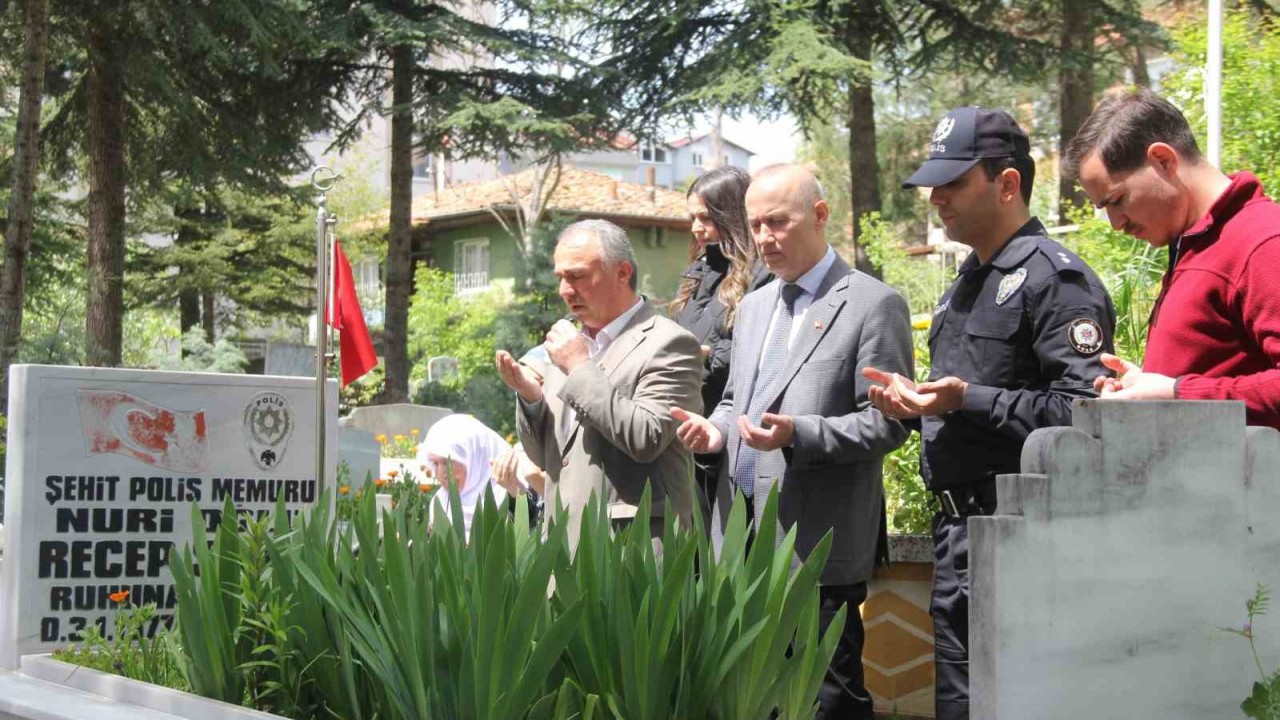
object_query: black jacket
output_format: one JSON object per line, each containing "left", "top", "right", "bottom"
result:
{"left": 919, "top": 219, "right": 1116, "bottom": 490}
{"left": 671, "top": 244, "right": 772, "bottom": 414}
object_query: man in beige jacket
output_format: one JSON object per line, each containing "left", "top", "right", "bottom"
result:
{"left": 495, "top": 219, "right": 703, "bottom": 544}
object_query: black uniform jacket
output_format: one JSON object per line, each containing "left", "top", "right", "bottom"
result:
{"left": 920, "top": 219, "right": 1116, "bottom": 490}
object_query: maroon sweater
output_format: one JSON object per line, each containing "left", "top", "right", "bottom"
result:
{"left": 1145, "top": 172, "right": 1280, "bottom": 429}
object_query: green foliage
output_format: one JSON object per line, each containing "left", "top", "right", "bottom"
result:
{"left": 52, "top": 601, "right": 186, "bottom": 691}
{"left": 148, "top": 486, "right": 845, "bottom": 719}
{"left": 408, "top": 266, "right": 505, "bottom": 384}
{"left": 859, "top": 211, "right": 951, "bottom": 315}
{"left": 1164, "top": 5, "right": 1280, "bottom": 193}
{"left": 406, "top": 264, "right": 516, "bottom": 435}
{"left": 149, "top": 328, "right": 249, "bottom": 374}
{"left": 1221, "top": 584, "right": 1280, "bottom": 719}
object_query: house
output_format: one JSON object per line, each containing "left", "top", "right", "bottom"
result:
{"left": 653, "top": 133, "right": 756, "bottom": 189}
{"left": 410, "top": 167, "right": 696, "bottom": 303}
{"left": 598, "top": 132, "right": 757, "bottom": 190}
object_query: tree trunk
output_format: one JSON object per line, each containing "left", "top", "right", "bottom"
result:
{"left": 175, "top": 205, "right": 202, "bottom": 345}
{"left": 1131, "top": 43, "right": 1150, "bottom": 88}
{"left": 0, "top": 0, "right": 51, "bottom": 403}
{"left": 845, "top": 0, "right": 882, "bottom": 278}
{"left": 86, "top": 16, "right": 127, "bottom": 367}
{"left": 382, "top": 42, "right": 414, "bottom": 403}
{"left": 1058, "top": 0, "right": 1094, "bottom": 223}
{"left": 202, "top": 292, "right": 215, "bottom": 343}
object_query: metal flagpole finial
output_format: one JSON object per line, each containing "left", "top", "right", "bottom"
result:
{"left": 311, "top": 165, "right": 342, "bottom": 192}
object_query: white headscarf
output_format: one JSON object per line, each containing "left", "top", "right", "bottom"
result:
{"left": 419, "top": 414, "right": 510, "bottom": 534}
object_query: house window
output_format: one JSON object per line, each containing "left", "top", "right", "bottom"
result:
{"left": 412, "top": 148, "right": 432, "bottom": 179}
{"left": 454, "top": 239, "right": 490, "bottom": 294}
{"left": 640, "top": 142, "right": 668, "bottom": 164}
{"left": 692, "top": 152, "right": 704, "bottom": 166}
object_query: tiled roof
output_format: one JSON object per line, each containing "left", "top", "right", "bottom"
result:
{"left": 666, "top": 133, "right": 756, "bottom": 155}
{"left": 411, "top": 167, "right": 689, "bottom": 225}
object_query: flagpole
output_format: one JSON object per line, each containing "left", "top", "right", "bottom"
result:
{"left": 311, "top": 166, "right": 340, "bottom": 493}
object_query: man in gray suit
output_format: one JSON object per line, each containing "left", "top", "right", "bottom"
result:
{"left": 672, "top": 164, "right": 913, "bottom": 719}
{"left": 496, "top": 219, "right": 703, "bottom": 544}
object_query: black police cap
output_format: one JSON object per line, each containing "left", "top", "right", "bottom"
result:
{"left": 902, "top": 107, "right": 1032, "bottom": 189}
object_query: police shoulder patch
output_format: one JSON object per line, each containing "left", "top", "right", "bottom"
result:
{"left": 1067, "top": 317, "right": 1104, "bottom": 355}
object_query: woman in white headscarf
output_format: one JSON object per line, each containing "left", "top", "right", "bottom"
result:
{"left": 419, "top": 414, "right": 510, "bottom": 535}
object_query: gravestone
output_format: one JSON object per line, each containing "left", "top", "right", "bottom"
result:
{"left": 970, "top": 399, "right": 1280, "bottom": 718}
{"left": 426, "top": 356, "right": 459, "bottom": 383}
{"left": 337, "top": 427, "right": 379, "bottom": 488}
{"left": 263, "top": 342, "right": 317, "bottom": 378}
{"left": 345, "top": 403, "right": 452, "bottom": 440}
{"left": 0, "top": 365, "right": 338, "bottom": 669}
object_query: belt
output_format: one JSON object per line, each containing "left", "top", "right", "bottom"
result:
{"left": 934, "top": 481, "right": 997, "bottom": 518}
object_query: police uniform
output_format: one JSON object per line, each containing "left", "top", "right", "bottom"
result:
{"left": 901, "top": 108, "right": 1116, "bottom": 720}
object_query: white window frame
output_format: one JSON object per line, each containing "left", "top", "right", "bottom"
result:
{"left": 454, "top": 238, "right": 490, "bottom": 295}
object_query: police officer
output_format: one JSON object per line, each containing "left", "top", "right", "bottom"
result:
{"left": 863, "top": 107, "right": 1115, "bottom": 720}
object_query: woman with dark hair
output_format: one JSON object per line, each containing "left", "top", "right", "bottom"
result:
{"left": 670, "top": 165, "right": 772, "bottom": 523}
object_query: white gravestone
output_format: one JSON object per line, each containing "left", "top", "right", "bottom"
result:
{"left": 0, "top": 365, "right": 338, "bottom": 669}
{"left": 970, "top": 399, "right": 1280, "bottom": 719}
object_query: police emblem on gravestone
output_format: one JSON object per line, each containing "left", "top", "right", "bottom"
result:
{"left": 1068, "top": 317, "right": 1104, "bottom": 355}
{"left": 243, "top": 391, "right": 294, "bottom": 470}
{"left": 995, "top": 267, "right": 1027, "bottom": 305}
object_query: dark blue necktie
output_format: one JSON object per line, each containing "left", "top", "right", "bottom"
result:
{"left": 735, "top": 283, "right": 802, "bottom": 497}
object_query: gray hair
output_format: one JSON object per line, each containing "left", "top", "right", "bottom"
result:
{"left": 558, "top": 219, "right": 640, "bottom": 291}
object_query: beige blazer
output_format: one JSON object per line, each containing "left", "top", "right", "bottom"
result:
{"left": 517, "top": 302, "right": 703, "bottom": 542}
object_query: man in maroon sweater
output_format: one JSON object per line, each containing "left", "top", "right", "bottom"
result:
{"left": 1063, "top": 88, "right": 1280, "bottom": 429}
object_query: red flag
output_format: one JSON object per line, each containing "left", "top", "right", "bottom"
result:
{"left": 326, "top": 241, "right": 378, "bottom": 387}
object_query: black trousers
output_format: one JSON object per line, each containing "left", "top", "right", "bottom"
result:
{"left": 815, "top": 582, "right": 875, "bottom": 720}
{"left": 931, "top": 483, "right": 997, "bottom": 720}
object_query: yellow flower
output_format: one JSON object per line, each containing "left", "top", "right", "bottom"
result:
{"left": 911, "top": 314, "right": 932, "bottom": 331}
{"left": 375, "top": 434, "right": 387, "bottom": 444}
{"left": 339, "top": 486, "right": 350, "bottom": 495}
{"left": 109, "top": 590, "right": 130, "bottom": 603}
{"left": 505, "top": 433, "right": 516, "bottom": 444}
{"left": 411, "top": 428, "right": 420, "bottom": 436}
{"left": 394, "top": 434, "right": 407, "bottom": 442}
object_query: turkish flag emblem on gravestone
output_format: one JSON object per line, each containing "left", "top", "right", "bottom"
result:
{"left": 76, "top": 390, "right": 209, "bottom": 473}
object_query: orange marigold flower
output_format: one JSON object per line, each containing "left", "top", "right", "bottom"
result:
{"left": 109, "top": 590, "right": 129, "bottom": 603}
{"left": 374, "top": 478, "right": 389, "bottom": 487}
{"left": 419, "top": 483, "right": 434, "bottom": 492}
{"left": 388, "top": 469, "right": 399, "bottom": 478}
{"left": 339, "top": 486, "right": 350, "bottom": 495}
{"left": 375, "top": 434, "right": 387, "bottom": 444}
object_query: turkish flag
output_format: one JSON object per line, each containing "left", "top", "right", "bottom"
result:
{"left": 327, "top": 241, "right": 379, "bottom": 387}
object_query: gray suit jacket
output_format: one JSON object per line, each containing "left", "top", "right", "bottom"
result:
{"left": 518, "top": 302, "right": 703, "bottom": 543}
{"left": 709, "top": 253, "right": 913, "bottom": 585}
